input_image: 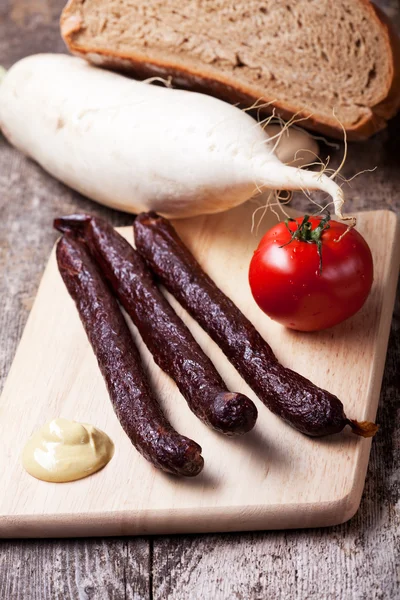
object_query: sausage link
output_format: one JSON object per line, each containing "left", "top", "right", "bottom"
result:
{"left": 56, "top": 234, "right": 204, "bottom": 476}
{"left": 133, "top": 212, "right": 378, "bottom": 438}
{"left": 54, "top": 214, "right": 257, "bottom": 435}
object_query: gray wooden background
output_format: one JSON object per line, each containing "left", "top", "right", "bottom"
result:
{"left": 0, "top": 1, "right": 399, "bottom": 598}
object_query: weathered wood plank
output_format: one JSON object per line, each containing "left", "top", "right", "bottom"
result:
{"left": 0, "top": 538, "right": 150, "bottom": 600}
{"left": 151, "top": 0, "right": 400, "bottom": 596}
{"left": 0, "top": 0, "right": 399, "bottom": 598}
{"left": 152, "top": 286, "right": 400, "bottom": 599}
{"left": 0, "top": 1, "right": 150, "bottom": 598}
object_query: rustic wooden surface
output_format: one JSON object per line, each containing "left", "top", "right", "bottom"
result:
{"left": 0, "top": 0, "right": 399, "bottom": 597}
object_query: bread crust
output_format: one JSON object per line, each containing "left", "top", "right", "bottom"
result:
{"left": 60, "top": 0, "right": 400, "bottom": 141}
{"left": 369, "top": 4, "right": 400, "bottom": 120}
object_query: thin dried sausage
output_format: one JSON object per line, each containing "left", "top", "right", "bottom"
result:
{"left": 55, "top": 214, "right": 257, "bottom": 435}
{"left": 56, "top": 234, "right": 204, "bottom": 476}
{"left": 134, "top": 212, "right": 377, "bottom": 438}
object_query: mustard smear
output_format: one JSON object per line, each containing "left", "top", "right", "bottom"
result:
{"left": 22, "top": 418, "right": 114, "bottom": 482}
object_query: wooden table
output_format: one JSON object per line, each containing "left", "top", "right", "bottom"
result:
{"left": 0, "top": 2, "right": 399, "bottom": 598}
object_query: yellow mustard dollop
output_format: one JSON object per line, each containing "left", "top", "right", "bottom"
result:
{"left": 22, "top": 418, "right": 114, "bottom": 482}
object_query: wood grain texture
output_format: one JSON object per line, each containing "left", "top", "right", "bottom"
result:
{"left": 0, "top": 538, "right": 150, "bottom": 600}
{"left": 1, "top": 208, "right": 397, "bottom": 538}
{"left": 0, "top": 1, "right": 150, "bottom": 595}
{"left": 0, "top": 0, "right": 399, "bottom": 597}
{"left": 151, "top": 294, "right": 400, "bottom": 600}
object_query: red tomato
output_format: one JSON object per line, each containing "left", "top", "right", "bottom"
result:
{"left": 248, "top": 215, "right": 373, "bottom": 332}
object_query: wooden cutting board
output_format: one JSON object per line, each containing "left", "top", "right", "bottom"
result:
{"left": 0, "top": 205, "right": 398, "bottom": 538}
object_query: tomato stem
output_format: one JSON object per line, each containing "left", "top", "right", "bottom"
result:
{"left": 280, "top": 213, "right": 331, "bottom": 273}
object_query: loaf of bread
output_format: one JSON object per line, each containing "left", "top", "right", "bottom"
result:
{"left": 61, "top": 0, "right": 400, "bottom": 140}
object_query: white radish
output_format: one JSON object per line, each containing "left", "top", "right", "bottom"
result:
{"left": 265, "top": 125, "right": 320, "bottom": 168}
{"left": 0, "top": 54, "right": 349, "bottom": 221}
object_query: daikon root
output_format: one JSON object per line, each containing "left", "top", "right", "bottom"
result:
{"left": 255, "top": 162, "right": 351, "bottom": 224}
{"left": 142, "top": 75, "right": 173, "bottom": 87}
{"left": 0, "top": 54, "right": 354, "bottom": 222}
{"left": 251, "top": 189, "right": 292, "bottom": 234}
{"left": 250, "top": 107, "right": 364, "bottom": 231}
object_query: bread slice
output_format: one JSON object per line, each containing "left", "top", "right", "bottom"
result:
{"left": 61, "top": 0, "right": 400, "bottom": 140}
